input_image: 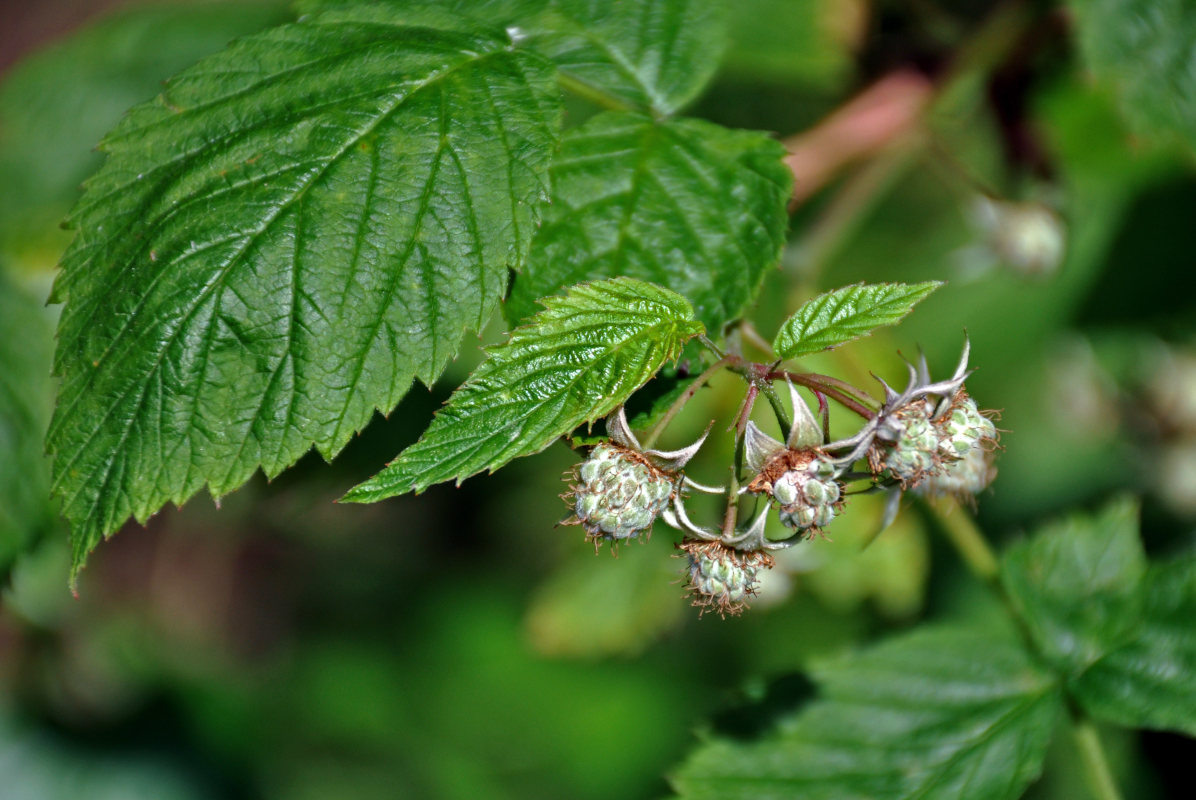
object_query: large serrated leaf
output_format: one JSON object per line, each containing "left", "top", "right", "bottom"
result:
{"left": 519, "top": 0, "right": 726, "bottom": 114}
{"left": 1069, "top": 0, "right": 1196, "bottom": 154}
{"left": 772, "top": 282, "right": 942, "bottom": 359}
{"left": 343, "top": 278, "right": 703, "bottom": 501}
{"left": 0, "top": 273, "right": 55, "bottom": 575}
{"left": 1000, "top": 498, "right": 1146, "bottom": 679}
{"left": 672, "top": 625, "right": 1062, "bottom": 800}
{"left": 1071, "top": 555, "right": 1196, "bottom": 736}
{"left": 507, "top": 111, "right": 791, "bottom": 333}
{"left": 298, "top": 0, "right": 726, "bottom": 115}
{"left": 48, "top": 5, "right": 561, "bottom": 577}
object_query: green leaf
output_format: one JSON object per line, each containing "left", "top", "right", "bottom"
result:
{"left": 772, "top": 281, "right": 942, "bottom": 359}
{"left": 48, "top": 5, "right": 561, "bottom": 577}
{"left": 518, "top": 0, "right": 727, "bottom": 114}
{"left": 507, "top": 111, "right": 791, "bottom": 334}
{"left": 0, "top": 273, "right": 55, "bottom": 575}
{"left": 1069, "top": 0, "right": 1196, "bottom": 154}
{"left": 1072, "top": 555, "right": 1196, "bottom": 736}
{"left": 0, "top": 1, "right": 291, "bottom": 264}
{"left": 299, "top": 0, "right": 727, "bottom": 115}
{"left": 1000, "top": 498, "right": 1146, "bottom": 679}
{"left": 672, "top": 625, "right": 1062, "bottom": 800}
{"left": 343, "top": 278, "right": 702, "bottom": 501}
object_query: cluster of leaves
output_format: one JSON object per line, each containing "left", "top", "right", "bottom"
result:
{"left": 45, "top": 0, "right": 792, "bottom": 578}
{"left": 673, "top": 500, "right": 1196, "bottom": 799}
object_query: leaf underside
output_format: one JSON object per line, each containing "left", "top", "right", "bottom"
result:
{"left": 343, "top": 277, "right": 703, "bottom": 502}
{"left": 672, "top": 625, "right": 1062, "bottom": 800}
{"left": 48, "top": 6, "right": 561, "bottom": 576}
{"left": 772, "top": 281, "right": 942, "bottom": 359}
{"left": 507, "top": 111, "right": 791, "bottom": 334}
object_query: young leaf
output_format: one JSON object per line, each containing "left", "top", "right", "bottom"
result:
{"left": 343, "top": 278, "right": 703, "bottom": 501}
{"left": 0, "top": 273, "right": 55, "bottom": 574}
{"left": 519, "top": 0, "right": 727, "bottom": 114}
{"left": 48, "top": 5, "right": 561, "bottom": 577}
{"left": 507, "top": 112, "right": 791, "bottom": 334}
{"left": 1069, "top": 0, "right": 1196, "bottom": 154}
{"left": 1071, "top": 556, "right": 1196, "bottom": 737}
{"left": 772, "top": 281, "right": 942, "bottom": 359}
{"left": 1000, "top": 498, "right": 1146, "bottom": 679}
{"left": 672, "top": 625, "right": 1062, "bottom": 800}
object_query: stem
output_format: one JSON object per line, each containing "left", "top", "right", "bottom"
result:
{"left": 642, "top": 355, "right": 737, "bottom": 450}
{"left": 1071, "top": 717, "right": 1124, "bottom": 800}
{"left": 555, "top": 73, "right": 635, "bottom": 112}
{"left": 737, "top": 321, "right": 777, "bottom": 360}
{"left": 698, "top": 334, "right": 726, "bottom": 360}
{"left": 759, "top": 382, "right": 793, "bottom": 435}
{"left": 778, "top": 371, "right": 877, "bottom": 419}
{"left": 928, "top": 497, "right": 999, "bottom": 583}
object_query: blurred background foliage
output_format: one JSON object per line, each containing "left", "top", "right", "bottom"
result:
{"left": 1, "top": 0, "right": 1194, "bottom": 797}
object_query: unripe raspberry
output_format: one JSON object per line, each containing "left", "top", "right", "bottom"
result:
{"left": 679, "top": 540, "right": 774, "bottom": 616}
{"left": 917, "top": 443, "right": 997, "bottom": 498}
{"left": 570, "top": 443, "right": 675, "bottom": 545}
{"left": 748, "top": 448, "right": 843, "bottom": 533}
{"left": 936, "top": 391, "right": 997, "bottom": 460}
{"left": 869, "top": 400, "right": 940, "bottom": 486}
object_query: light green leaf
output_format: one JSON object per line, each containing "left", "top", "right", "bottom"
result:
{"left": 343, "top": 278, "right": 702, "bottom": 501}
{"left": 0, "top": 1, "right": 291, "bottom": 265}
{"left": 1069, "top": 0, "right": 1196, "bottom": 154}
{"left": 0, "top": 273, "right": 55, "bottom": 575}
{"left": 1000, "top": 498, "right": 1146, "bottom": 679}
{"left": 772, "top": 282, "right": 942, "bottom": 359}
{"left": 672, "top": 625, "right": 1062, "bottom": 800}
{"left": 1072, "top": 555, "right": 1196, "bottom": 736}
{"left": 507, "top": 111, "right": 791, "bottom": 333}
{"left": 48, "top": 5, "right": 561, "bottom": 578}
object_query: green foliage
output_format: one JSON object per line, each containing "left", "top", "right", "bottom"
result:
{"left": 507, "top": 111, "right": 792, "bottom": 332}
{"left": 0, "top": 275, "right": 55, "bottom": 573}
{"left": 1070, "top": 0, "right": 1196, "bottom": 154}
{"left": 1000, "top": 498, "right": 1146, "bottom": 679}
{"left": 344, "top": 278, "right": 702, "bottom": 501}
{"left": 772, "top": 282, "right": 942, "bottom": 359}
{"left": 47, "top": 4, "right": 561, "bottom": 576}
{"left": 516, "top": 0, "right": 726, "bottom": 114}
{"left": 1070, "top": 555, "right": 1196, "bottom": 736}
{"left": 672, "top": 625, "right": 1062, "bottom": 800}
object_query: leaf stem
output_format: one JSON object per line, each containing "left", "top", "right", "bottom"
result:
{"left": 698, "top": 334, "right": 726, "bottom": 360}
{"left": 1071, "top": 716, "right": 1125, "bottom": 800}
{"left": 555, "top": 73, "right": 636, "bottom": 112}
{"left": 642, "top": 355, "right": 737, "bottom": 450}
{"left": 774, "top": 371, "right": 877, "bottom": 419}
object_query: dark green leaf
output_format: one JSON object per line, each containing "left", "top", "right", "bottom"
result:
{"left": 0, "top": 1, "right": 291, "bottom": 262}
{"left": 0, "top": 273, "right": 55, "bottom": 575}
{"left": 1072, "top": 555, "right": 1196, "bottom": 736}
{"left": 48, "top": 5, "right": 561, "bottom": 578}
{"left": 299, "top": 0, "right": 726, "bottom": 115}
{"left": 519, "top": 0, "right": 726, "bottom": 114}
{"left": 672, "top": 625, "right": 1062, "bottom": 800}
{"left": 1000, "top": 498, "right": 1145, "bottom": 679}
{"left": 772, "top": 282, "right": 942, "bottom": 359}
{"left": 343, "top": 278, "right": 702, "bottom": 501}
{"left": 507, "top": 111, "right": 791, "bottom": 334}
{"left": 1069, "top": 0, "right": 1196, "bottom": 153}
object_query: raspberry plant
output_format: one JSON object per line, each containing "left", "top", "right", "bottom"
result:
{"left": 1, "top": 0, "right": 1195, "bottom": 798}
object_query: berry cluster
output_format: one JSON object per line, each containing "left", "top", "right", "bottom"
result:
{"left": 564, "top": 340, "right": 999, "bottom": 616}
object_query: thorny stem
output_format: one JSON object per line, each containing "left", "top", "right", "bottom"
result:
{"left": 777, "top": 371, "right": 877, "bottom": 419}
{"left": 643, "top": 355, "right": 737, "bottom": 450}
{"left": 927, "top": 497, "right": 1124, "bottom": 800}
